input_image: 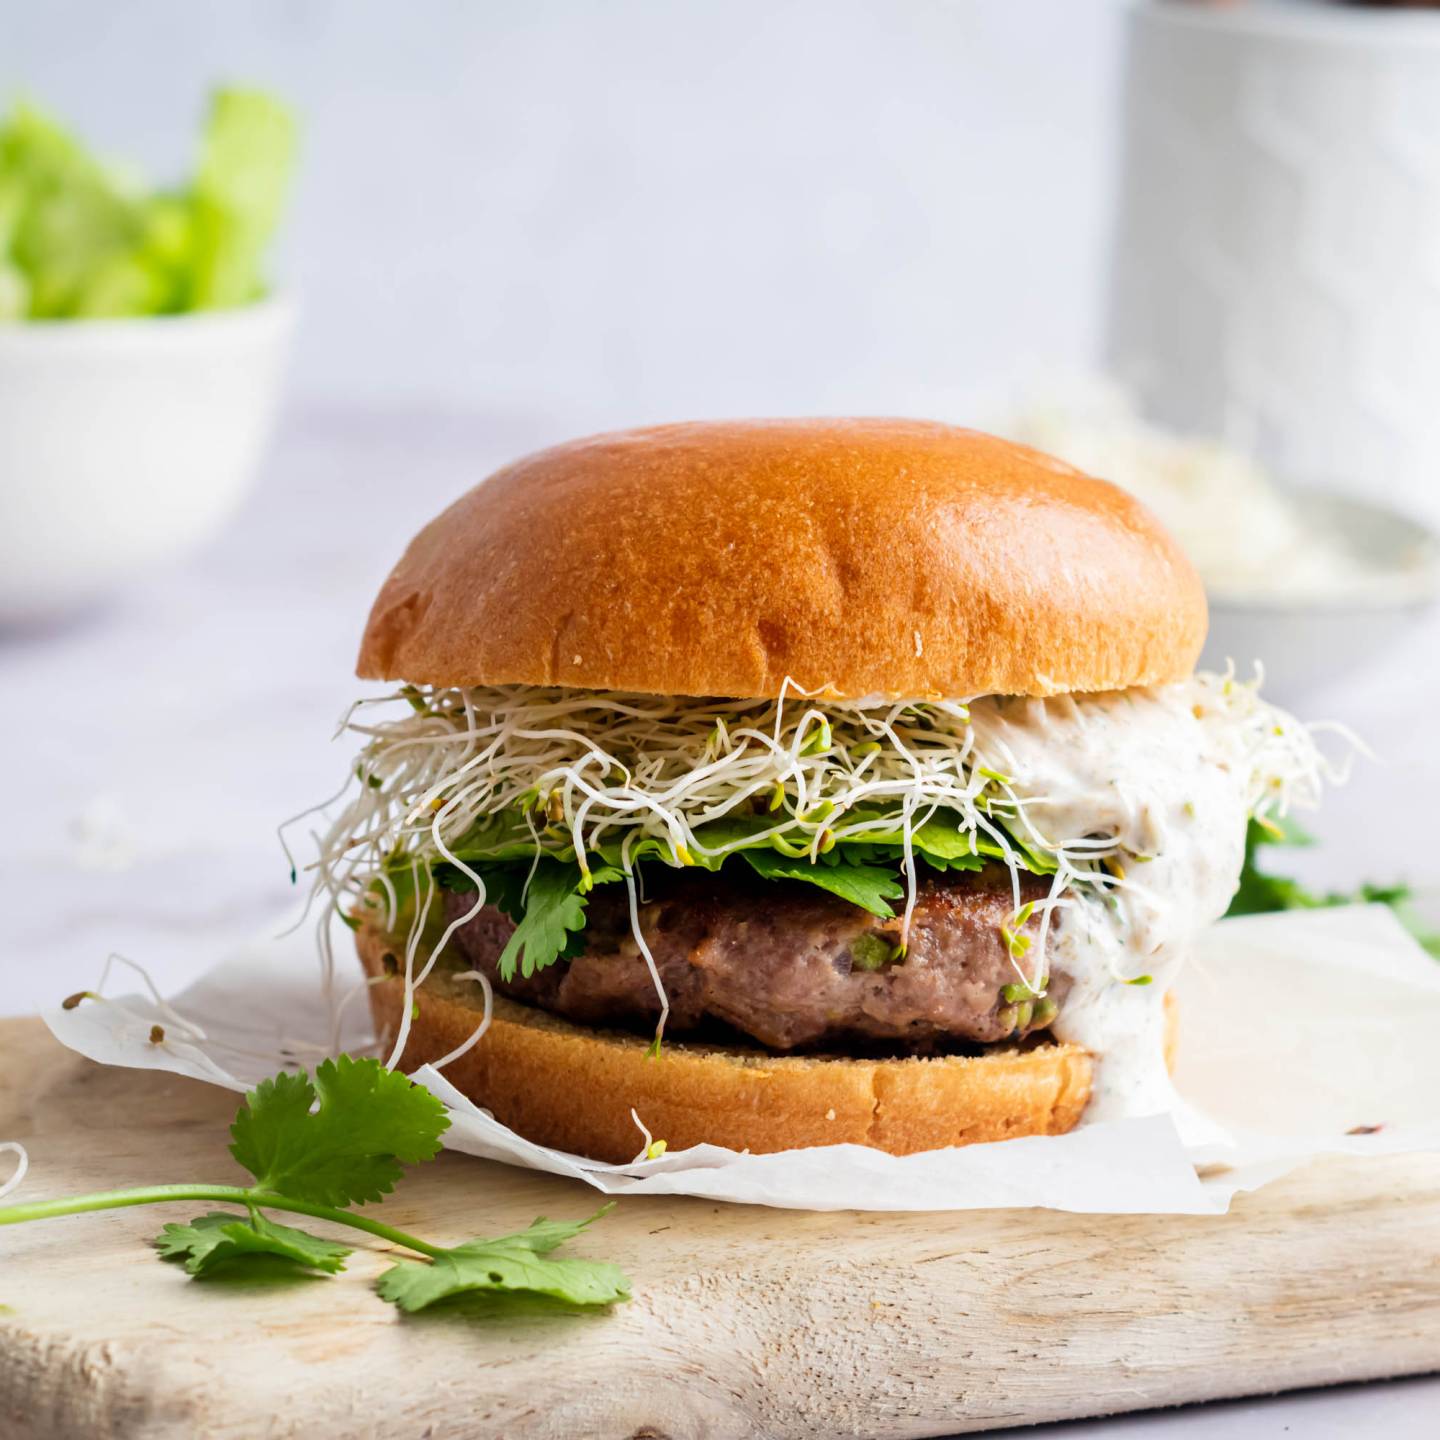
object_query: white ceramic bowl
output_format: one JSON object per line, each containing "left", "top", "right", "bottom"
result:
{"left": 0, "top": 297, "right": 294, "bottom": 623}
{"left": 1199, "top": 492, "right": 1440, "bottom": 704}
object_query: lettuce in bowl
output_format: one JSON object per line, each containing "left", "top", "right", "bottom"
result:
{"left": 0, "top": 87, "right": 296, "bottom": 322}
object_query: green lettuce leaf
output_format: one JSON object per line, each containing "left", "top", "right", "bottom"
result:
{"left": 0, "top": 104, "right": 142, "bottom": 319}
{"left": 0, "top": 88, "right": 295, "bottom": 321}
{"left": 738, "top": 849, "right": 904, "bottom": 917}
{"left": 440, "top": 804, "right": 1053, "bottom": 877}
{"left": 412, "top": 802, "right": 1056, "bottom": 976}
{"left": 188, "top": 88, "right": 297, "bottom": 308}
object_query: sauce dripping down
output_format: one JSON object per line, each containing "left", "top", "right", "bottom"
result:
{"left": 966, "top": 679, "right": 1325, "bottom": 1121}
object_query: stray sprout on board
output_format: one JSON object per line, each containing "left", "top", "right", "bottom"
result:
{"left": 0, "top": 1142, "right": 29, "bottom": 1202}
{"left": 629, "top": 1109, "right": 668, "bottom": 1164}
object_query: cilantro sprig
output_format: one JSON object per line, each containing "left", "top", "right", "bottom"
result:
{"left": 1227, "top": 817, "right": 1440, "bottom": 956}
{"left": 0, "top": 1056, "right": 630, "bottom": 1314}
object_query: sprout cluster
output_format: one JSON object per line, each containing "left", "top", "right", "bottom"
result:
{"left": 291, "top": 671, "right": 1347, "bottom": 1063}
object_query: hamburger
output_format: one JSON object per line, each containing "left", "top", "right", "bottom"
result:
{"left": 307, "top": 419, "right": 1334, "bottom": 1162}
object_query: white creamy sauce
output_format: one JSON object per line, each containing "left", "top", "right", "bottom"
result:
{"left": 966, "top": 685, "right": 1262, "bottom": 1122}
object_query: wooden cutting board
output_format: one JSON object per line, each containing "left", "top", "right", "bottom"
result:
{"left": 2, "top": 1016, "right": 1439, "bottom": 1440}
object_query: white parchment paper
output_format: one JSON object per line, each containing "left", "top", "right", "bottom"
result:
{"left": 41, "top": 905, "right": 1440, "bottom": 1214}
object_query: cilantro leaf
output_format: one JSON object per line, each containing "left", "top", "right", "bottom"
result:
{"left": 2, "top": 1062, "right": 632, "bottom": 1322}
{"left": 155, "top": 1211, "right": 350, "bottom": 1277}
{"left": 1227, "top": 818, "right": 1440, "bottom": 957}
{"left": 467, "top": 863, "right": 528, "bottom": 921}
{"left": 229, "top": 1055, "right": 449, "bottom": 1208}
{"left": 494, "top": 859, "right": 593, "bottom": 981}
{"left": 739, "top": 850, "right": 904, "bottom": 917}
{"left": 432, "top": 857, "right": 624, "bottom": 979}
{"left": 375, "top": 1207, "right": 630, "bottom": 1313}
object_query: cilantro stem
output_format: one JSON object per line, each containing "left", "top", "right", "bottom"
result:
{"left": 0, "top": 1184, "right": 444, "bottom": 1258}
{"left": 247, "top": 1193, "right": 446, "bottom": 1258}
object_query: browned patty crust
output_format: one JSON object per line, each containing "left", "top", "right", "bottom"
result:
{"left": 443, "top": 865, "right": 1062, "bottom": 1054}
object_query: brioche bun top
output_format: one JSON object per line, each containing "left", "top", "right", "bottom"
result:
{"left": 357, "top": 418, "right": 1206, "bottom": 700}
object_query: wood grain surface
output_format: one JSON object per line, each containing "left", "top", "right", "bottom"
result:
{"left": 2, "top": 1017, "right": 1438, "bottom": 1439}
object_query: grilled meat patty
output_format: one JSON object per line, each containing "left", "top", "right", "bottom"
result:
{"left": 442, "top": 865, "right": 1064, "bottom": 1053}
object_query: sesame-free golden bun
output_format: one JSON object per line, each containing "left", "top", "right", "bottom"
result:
{"left": 357, "top": 418, "right": 1206, "bottom": 700}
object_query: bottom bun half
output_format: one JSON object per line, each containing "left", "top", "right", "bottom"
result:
{"left": 352, "top": 925, "right": 1156, "bottom": 1162}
